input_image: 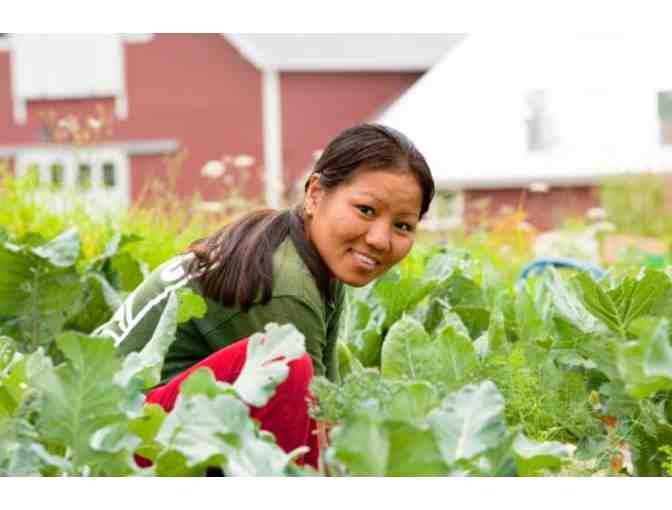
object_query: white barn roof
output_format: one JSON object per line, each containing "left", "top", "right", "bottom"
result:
{"left": 224, "top": 34, "right": 464, "bottom": 71}
{"left": 377, "top": 34, "right": 672, "bottom": 189}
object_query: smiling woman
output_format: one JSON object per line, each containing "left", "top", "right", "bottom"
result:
{"left": 93, "top": 123, "right": 434, "bottom": 470}
{"left": 305, "top": 168, "right": 423, "bottom": 286}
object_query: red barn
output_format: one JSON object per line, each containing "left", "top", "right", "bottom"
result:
{"left": 0, "top": 34, "right": 461, "bottom": 211}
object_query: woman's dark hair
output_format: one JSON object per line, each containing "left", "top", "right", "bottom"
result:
{"left": 185, "top": 208, "right": 328, "bottom": 312}
{"left": 186, "top": 123, "right": 434, "bottom": 311}
{"left": 308, "top": 123, "right": 435, "bottom": 219}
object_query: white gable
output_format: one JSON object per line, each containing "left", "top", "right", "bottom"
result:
{"left": 377, "top": 34, "right": 672, "bottom": 189}
{"left": 9, "top": 34, "right": 128, "bottom": 123}
{"left": 225, "top": 34, "right": 464, "bottom": 70}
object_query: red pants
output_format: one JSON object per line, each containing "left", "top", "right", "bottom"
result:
{"left": 136, "top": 338, "right": 319, "bottom": 470}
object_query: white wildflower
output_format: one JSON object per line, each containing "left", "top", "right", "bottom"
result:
{"left": 201, "top": 160, "right": 225, "bottom": 179}
{"left": 232, "top": 155, "right": 255, "bottom": 168}
{"left": 518, "top": 221, "right": 534, "bottom": 232}
{"left": 194, "top": 201, "right": 225, "bottom": 213}
{"left": 586, "top": 207, "right": 607, "bottom": 221}
{"left": 87, "top": 117, "right": 102, "bottom": 130}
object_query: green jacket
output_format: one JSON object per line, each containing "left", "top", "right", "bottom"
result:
{"left": 94, "top": 237, "right": 344, "bottom": 385}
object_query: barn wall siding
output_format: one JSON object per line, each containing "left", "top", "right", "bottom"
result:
{"left": 280, "top": 71, "right": 423, "bottom": 193}
{"left": 0, "top": 35, "right": 265, "bottom": 203}
{"left": 119, "top": 34, "right": 264, "bottom": 202}
{"left": 464, "top": 186, "right": 601, "bottom": 231}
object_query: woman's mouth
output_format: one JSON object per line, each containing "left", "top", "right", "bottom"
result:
{"left": 350, "top": 250, "right": 379, "bottom": 271}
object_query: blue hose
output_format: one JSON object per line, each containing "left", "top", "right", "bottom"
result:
{"left": 517, "top": 257, "right": 606, "bottom": 283}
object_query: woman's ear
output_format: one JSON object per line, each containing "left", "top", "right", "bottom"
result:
{"left": 304, "top": 174, "right": 323, "bottom": 217}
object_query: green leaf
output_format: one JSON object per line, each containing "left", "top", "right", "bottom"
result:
{"left": 453, "top": 305, "right": 490, "bottom": 340}
{"left": 176, "top": 287, "right": 207, "bottom": 324}
{"left": 435, "top": 325, "right": 479, "bottom": 387}
{"left": 479, "top": 429, "right": 518, "bottom": 476}
{"left": 30, "top": 443, "right": 74, "bottom": 474}
{"left": 155, "top": 387, "right": 301, "bottom": 475}
{"left": 153, "top": 449, "right": 199, "bottom": 476}
{"left": 380, "top": 315, "right": 432, "bottom": 381}
{"left": 114, "top": 291, "right": 179, "bottom": 389}
{"left": 225, "top": 431, "right": 307, "bottom": 476}
{"left": 33, "top": 332, "right": 125, "bottom": 468}
{"left": 309, "top": 369, "right": 397, "bottom": 424}
{"left": 88, "top": 423, "right": 139, "bottom": 475}
{"left": 385, "top": 420, "right": 450, "bottom": 476}
{"left": 108, "top": 251, "right": 145, "bottom": 292}
{"left": 128, "top": 403, "right": 168, "bottom": 463}
{"left": 642, "top": 318, "right": 672, "bottom": 380}
{"left": 65, "top": 273, "right": 122, "bottom": 333}
{"left": 515, "top": 284, "right": 548, "bottom": 344}
{"left": 0, "top": 239, "right": 83, "bottom": 350}
{"left": 512, "top": 433, "right": 570, "bottom": 475}
{"left": 349, "top": 323, "right": 384, "bottom": 368}
{"left": 232, "top": 322, "right": 306, "bottom": 407}
{"left": 155, "top": 392, "right": 247, "bottom": 468}
{"left": 365, "top": 250, "right": 458, "bottom": 343}
{"left": 330, "top": 407, "right": 389, "bottom": 476}
{"left": 572, "top": 269, "right": 670, "bottom": 338}
{"left": 179, "top": 367, "right": 238, "bottom": 400}
{"left": 545, "top": 268, "right": 603, "bottom": 335}
{"left": 434, "top": 269, "right": 487, "bottom": 309}
{"left": 2, "top": 348, "right": 51, "bottom": 416}
{"left": 487, "top": 303, "right": 508, "bottom": 352}
{"left": 336, "top": 341, "right": 357, "bottom": 380}
{"left": 0, "top": 442, "right": 44, "bottom": 476}
{"left": 427, "top": 380, "right": 507, "bottom": 464}
{"left": 31, "top": 228, "right": 80, "bottom": 267}
{"left": 573, "top": 329, "right": 620, "bottom": 381}
{"left": 0, "top": 357, "right": 25, "bottom": 418}
{"left": 385, "top": 381, "right": 438, "bottom": 424}
{"left": 381, "top": 315, "right": 478, "bottom": 388}
{"left": 423, "top": 269, "right": 489, "bottom": 339}
{"left": 130, "top": 403, "right": 167, "bottom": 445}
{"left": 616, "top": 318, "right": 672, "bottom": 399}
{"left": 0, "top": 415, "right": 45, "bottom": 476}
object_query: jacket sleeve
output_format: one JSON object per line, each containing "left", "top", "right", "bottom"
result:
{"left": 202, "top": 295, "right": 330, "bottom": 378}
{"left": 92, "top": 256, "right": 192, "bottom": 355}
{"left": 324, "top": 283, "right": 346, "bottom": 383}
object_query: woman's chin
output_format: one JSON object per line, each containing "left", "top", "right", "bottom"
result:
{"left": 334, "top": 269, "right": 378, "bottom": 287}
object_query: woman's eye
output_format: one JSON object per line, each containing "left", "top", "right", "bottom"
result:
{"left": 396, "top": 222, "right": 414, "bottom": 232}
{"left": 357, "top": 205, "right": 374, "bottom": 216}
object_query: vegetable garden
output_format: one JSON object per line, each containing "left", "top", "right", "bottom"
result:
{"left": 1, "top": 170, "right": 672, "bottom": 476}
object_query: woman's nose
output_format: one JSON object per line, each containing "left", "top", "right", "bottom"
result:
{"left": 365, "top": 222, "right": 391, "bottom": 253}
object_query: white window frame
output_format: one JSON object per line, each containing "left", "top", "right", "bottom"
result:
{"left": 658, "top": 90, "right": 672, "bottom": 147}
{"left": 14, "top": 147, "right": 130, "bottom": 215}
{"left": 524, "top": 88, "right": 557, "bottom": 152}
{"left": 420, "top": 190, "right": 464, "bottom": 231}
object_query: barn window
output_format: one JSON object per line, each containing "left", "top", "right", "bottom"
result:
{"left": 26, "top": 162, "right": 40, "bottom": 186}
{"left": 525, "top": 89, "right": 555, "bottom": 152}
{"left": 102, "top": 162, "right": 116, "bottom": 188}
{"left": 658, "top": 91, "right": 672, "bottom": 146}
{"left": 77, "top": 163, "right": 92, "bottom": 190}
{"left": 14, "top": 148, "right": 130, "bottom": 213}
{"left": 422, "top": 190, "right": 464, "bottom": 230}
{"left": 50, "top": 163, "right": 64, "bottom": 190}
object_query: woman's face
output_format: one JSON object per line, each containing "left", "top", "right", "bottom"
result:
{"left": 305, "top": 167, "right": 423, "bottom": 287}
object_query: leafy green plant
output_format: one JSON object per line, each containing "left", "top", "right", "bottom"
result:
{"left": 600, "top": 173, "right": 672, "bottom": 238}
{"left": 0, "top": 320, "right": 312, "bottom": 476}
